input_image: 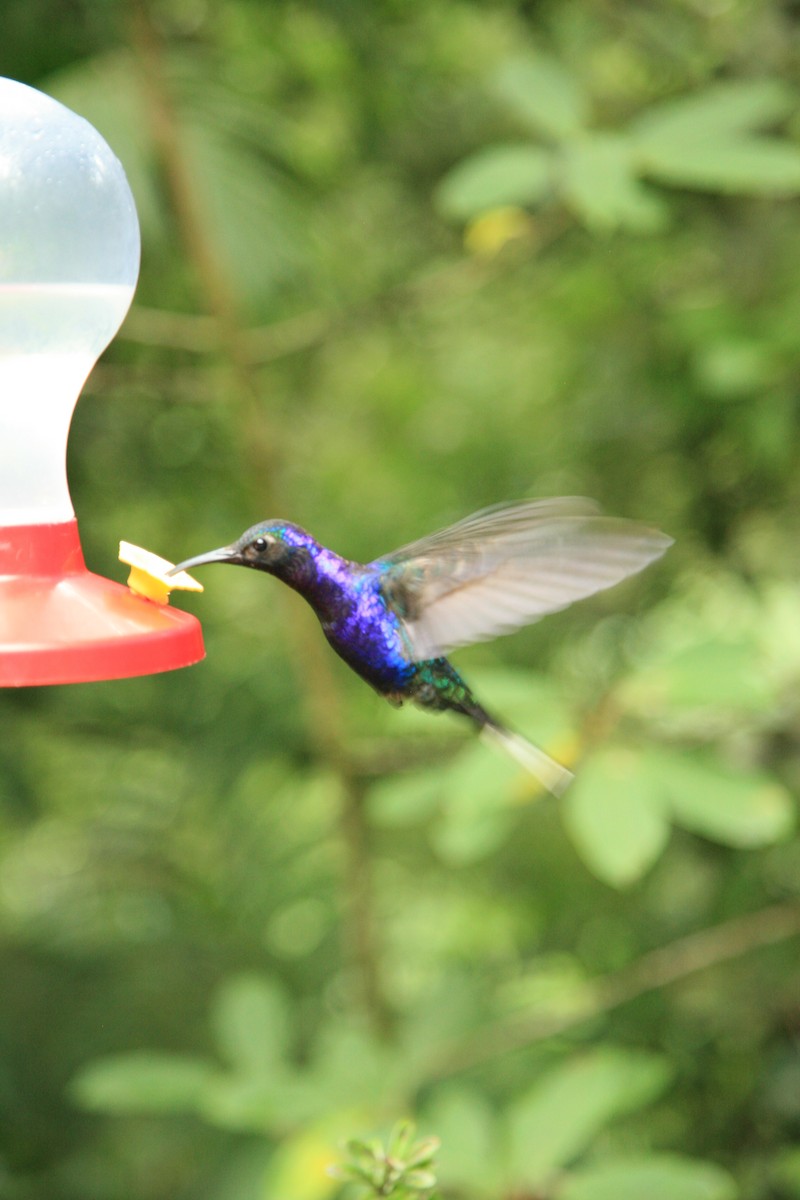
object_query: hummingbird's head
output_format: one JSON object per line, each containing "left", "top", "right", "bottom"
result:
{"left": 168, "top": 521, "right": 313, "bottom": 577}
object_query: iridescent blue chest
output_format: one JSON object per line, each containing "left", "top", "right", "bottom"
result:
{"left": 267, "top": 528, "right": 415, "bottom": 694}
{"left": 320, "top": 569, "right": 416, "bottom": 693}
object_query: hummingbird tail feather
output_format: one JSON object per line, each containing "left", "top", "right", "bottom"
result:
{"left": 480, "top": 723, "right": 573, "bottom": 797}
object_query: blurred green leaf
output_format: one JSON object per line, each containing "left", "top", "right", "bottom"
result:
{"left": 630, "top": 81, "right": 800, "bottom": 195}
{"left": 406, "top": 1139, "right": 441, "bottom": 1171}
{"left": 308, "top": 1024, "right": 402, "bottom": 1111}
{"left": 632, "top": 80, "right": 795, "bottom": 143}
{"left": 759, "top": 583, "right": 800, "bottom": 684}
{"left": 71, "top": 1053, "right": 216, "bottom": 1115}
{"left": 620, "top": 638, "right": 771, "bottom": 715}
{"left": 398, "top": 976, "right": 485, "bottom": 1078}
{"left": 211, "top": 974, "right": 290, "bottom": 1078}
{"left": 435, "top": 144, "right": 552, "bottom": 220}
{"left": 772, "top": 1145, "right": 800, "bottom": 1197}
{"left": 492, "top": 54, "right": 589, "bottom": 139}
{"left": 199, "top": 1073, "right": 300, "bottom": 1132}
{"left": 638, "top": 137, "right": 800, "bottom": 195}
{"left": 424, "top": 1086, "right": 500, "bottom": 1193}
{"left": 656, "top": 752, "right": 795, "bottom": 848}
{"left": 561, "top": 134, "right": 669, "bottom": 233}
{"left": 559, "top": 1154, "right": 737, "bottom": 1200}
{"left": 403, "top": 1169, "right": 437, "bottom": 1191}
{"left": 430, "top": 805, "right": 514, "bottom": 864}
{"left": 441, "top": 739, "right": 523, "bottom": 815}
{"left": 563, "top": 748, "right": 671, "bottom": 886}
{"left": 368, "top": 769, "right": 445, "bottom": 828}
{"left": 692, "top": 338, "right": 781, "bottom": 398}
{"left": 386, "top": 1119, "right": 415, "bottom": 1161}
{"left": 507, "top": 1048, "right": 672, "bottom": 1186}
{"left": 431, "top": 741, "right": 518, "bottom": 864}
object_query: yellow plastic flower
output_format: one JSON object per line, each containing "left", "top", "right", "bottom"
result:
{"left": 119, "top": 542, "right": 203, "bottom": 606}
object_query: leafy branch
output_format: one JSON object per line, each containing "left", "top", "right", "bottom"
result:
{"left": 330, "top": 1122, "right": 440, "bottom": 1199}
{"left": 437, "top": 58, "right": 800, "bottom": 232}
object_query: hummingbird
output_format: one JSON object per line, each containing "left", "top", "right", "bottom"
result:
{"left": 170, "top": 499, "right": 671, "bottom": 795}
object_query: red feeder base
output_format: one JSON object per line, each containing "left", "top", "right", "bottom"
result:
{"left": 0, "top": 521, "right": 205, "bottom": 686}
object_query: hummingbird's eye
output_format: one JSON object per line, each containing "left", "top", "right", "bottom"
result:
{"left": 253, "top": 536, "right": 268, "bottom": 553}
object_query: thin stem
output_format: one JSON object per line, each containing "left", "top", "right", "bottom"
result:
{"left": 430, "top": 902, "right": 800, "bottom": 1078}
{"left": 127, "top": 0, "right": 391, "bottom": 1038}
{"left": 339, "top": 773, "right": 394, "bottom": 1039}
{"left": 117, "top": 220, "right": 570, "bottom": 366}
{"left": 127, "top": 0, "right": 278, "bottom": 490}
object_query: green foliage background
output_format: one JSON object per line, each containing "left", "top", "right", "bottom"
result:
{"left": 3, "top": 2, "right": 800, "bottom": 1198}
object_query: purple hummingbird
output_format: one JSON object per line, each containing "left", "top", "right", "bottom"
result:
{"left": 170, "top": 498, "right": 671, "bottom": 795}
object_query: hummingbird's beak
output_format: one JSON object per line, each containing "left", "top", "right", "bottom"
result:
{"left": 167, "top": 547, "right": 236, "bottom": 576}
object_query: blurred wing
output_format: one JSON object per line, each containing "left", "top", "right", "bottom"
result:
{"left": 374, "top": 499, "right": 672, "bottom": 661}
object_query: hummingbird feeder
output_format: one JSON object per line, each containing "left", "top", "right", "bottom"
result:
{"left": 0, "top": 77, "right": 204, "bottom": 685}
